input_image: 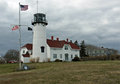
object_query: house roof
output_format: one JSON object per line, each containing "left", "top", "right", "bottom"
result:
{"left": 22, "top": 44, "right": 32, "bottom": 50}
{"left": 22, "top": 39, "right": 80, "bottom": 50}
{"left": 47, "top": 39, "right": 80, "bottom": 49}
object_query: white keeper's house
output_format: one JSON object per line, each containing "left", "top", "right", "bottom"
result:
{"left": 20, "top": 36, "right": 80, "bottom": 63}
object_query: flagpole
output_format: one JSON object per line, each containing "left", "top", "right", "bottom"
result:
{"left": 37, "top": 0, "right": 38, "bottom": 13}
{"left": 19, "top": 2, "right": 22, "bottom": 69}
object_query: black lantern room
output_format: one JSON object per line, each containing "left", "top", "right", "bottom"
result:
{"left": 32, "top": 13, "right": 48, "bottom": 25}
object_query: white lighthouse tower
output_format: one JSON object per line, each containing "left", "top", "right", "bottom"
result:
{"left": 32, "top": 13, "right": 48, "bottom": 62}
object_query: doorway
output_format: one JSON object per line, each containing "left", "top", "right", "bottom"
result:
{"left": 65, "top": 53, "right": 69, "bottom": 61}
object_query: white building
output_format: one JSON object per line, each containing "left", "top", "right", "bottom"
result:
{"left": 20, "top": 13, "right": 80, "bottom": 63}
{"left": 21, "top": 37, "right": 80, "bottom": 63}
{"left": 86, "top": 44, "right": 118, "bottom": 56}
{"left": 21, "top": 44, "right": 32, "bottom": 63}
{"left": 31, "top": 13, "right": 48, "bottom": 62}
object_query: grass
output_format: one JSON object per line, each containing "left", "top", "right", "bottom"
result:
{"left": 0, "top": 61, "right": 120, "bottom": 84}
{"left": 0, "top": 63, "right": 18, "bottom": 74}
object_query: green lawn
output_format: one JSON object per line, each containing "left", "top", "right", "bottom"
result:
{"left": 0, "top": 61, "right": 120, "bottom": 84}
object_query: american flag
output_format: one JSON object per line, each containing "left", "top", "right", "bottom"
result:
{"left": 20, "top": 5, "right": 28, "bottom": 11}
{"left": 12, "top": 25, "right": 19, "bottom": 31}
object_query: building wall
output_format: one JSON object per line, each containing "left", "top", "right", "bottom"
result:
{"left": 23, "top": 57, "right": 30, "bottom": 63}
{"left": 86, "top": 49, "right": 107, "bottom": 56}
{"left": 20, "top": 48, "right": 28, "bottom": 63}
{"left": 32, "top": 23, "right": 47, "bottom": 62}
{"left": 50, "top": 44, "right": 80, "bottom": 61}
{"left": 21, "top": 44, "right": 80, "bottom": 63}
{"left": 86, "top": 45, "right": 118, "bottom": 56}
{"left": 47, "top": 44, "right": 51, "bottom": 60}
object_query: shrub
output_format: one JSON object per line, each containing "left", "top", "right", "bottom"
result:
{"left": 72, "top": 56, "right": 80, "bottom": 61}
{"left": 81, "top": 55, "right": 120, "bottom": 61}
{"left": 115, "top": 55, "right": 120, "bottom": 60}
{"left": 36, "top": 57, "right": 39, "bottom": 63}
{"left": 47, "top": 58, "right": 50, "bottom": 62}
{"left": 55, "top": 59, "right": 62, "bottom": 62}
{"left": 30, "top": 58, "right": 35, "bottom": 63}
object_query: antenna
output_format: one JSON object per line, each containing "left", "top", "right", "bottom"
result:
{"left": 37, "top": 0, "right": 38, "bottom": 13}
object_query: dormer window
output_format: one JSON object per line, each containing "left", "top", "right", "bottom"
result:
{"left": 23, "top": 50, "right": 25, "bottom": 54}
{"left": 65, "top": 46, "right": 68, "bottom": 50}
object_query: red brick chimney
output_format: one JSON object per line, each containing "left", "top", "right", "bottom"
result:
{"left": 56, "top": 38, "right": 59, "bottom": 41}
{"left": 66, "top": 38, "right": 69, "bottom": 42}
{"left": 51, "top": 36, "right": 54, "bottom": 40}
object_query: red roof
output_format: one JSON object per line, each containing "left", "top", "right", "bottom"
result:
{"left": 22, "top": 40, "right": 80, "bottom": 50}
{"left": 22, "top": 44, "right": 32, "bottom": 50}
{"left": 69, "top": 42, "right": 80, "bottom": 49}
{"left": 47, "top": 39, "right": 80, "bottom": 49}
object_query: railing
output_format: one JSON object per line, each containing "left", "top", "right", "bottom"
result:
{"left": 31, "top": 19, "right": 48, "bottom": 25}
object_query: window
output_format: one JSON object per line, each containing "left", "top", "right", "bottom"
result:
{"left": 53, "top": 48, "right": 57, "bottom": 50}
{"left": 101, "top": 50, "right": 104, "bottom": 53}
{"left": 60, "top": 54, "right": 62, "bottom": 59}
{"left": 38, "top": 17, "right": 42, "bottom": 22}
{"left": 42, "top": 17, "right": 45, "bottom": 21}
{"left": 34, "top": 16, "right": 37, "bottom": 22}
{"left": 75, "top": 54, "right": 78, "bottom": 57}
{"left": 41, "top": 46, "right": 45, "bottom": 53}
{"left": 65, "top": 46, "right": 68, "bottom": 50}
{"left": 23, "top": 50, "right": 25, "bottom": 54}
{"left": 53, "top": 54, "right": 57, "bottom": 59}
{"left": 71, "top": 54, "right": 73, "bottom": 58}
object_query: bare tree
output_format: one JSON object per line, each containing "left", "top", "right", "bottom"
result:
{"left": 4, "top": 49, "right": 19, "bottom": 62}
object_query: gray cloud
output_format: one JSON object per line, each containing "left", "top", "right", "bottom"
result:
{"left": 0, "top": 0, "right": 120, "bottom": 55}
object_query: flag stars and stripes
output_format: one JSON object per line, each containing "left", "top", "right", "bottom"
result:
{"left": 12, "top": 25, "right": 19, "bottom": 31}
{"left": 20, "top": 5, "right": 28, "bottom": 11}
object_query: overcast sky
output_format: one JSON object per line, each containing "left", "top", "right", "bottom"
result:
{"left": 0, "top": 0, "right": 120, "bottom": 55}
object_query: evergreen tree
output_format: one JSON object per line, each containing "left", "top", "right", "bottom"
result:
{"left": 74, "top": 40, "right": 79, "bottom": 46}
{"left": 80, "top": 40, "right": 87, "bottom": 58}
